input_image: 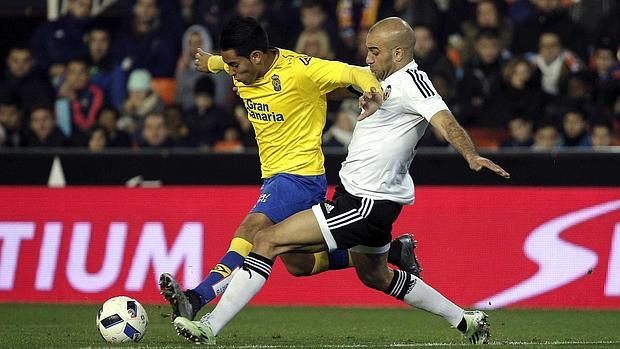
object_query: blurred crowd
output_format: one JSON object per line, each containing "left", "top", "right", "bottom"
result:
{"left": 0, "top": 0, "right": 618, "bottom": 151}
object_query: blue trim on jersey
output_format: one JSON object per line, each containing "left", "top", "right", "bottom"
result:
{"left": 251, "top": 173, "right": 327, "bottom": 223}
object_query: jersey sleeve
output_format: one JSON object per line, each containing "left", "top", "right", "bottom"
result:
{"left": 295, "top": 56, "right": 381, "bottom": 95}
{"left": 402, "top": 69, "right": 449, "bottom": 121}
{"left": 206, "top": 55, "right": 230, "bottom": 74}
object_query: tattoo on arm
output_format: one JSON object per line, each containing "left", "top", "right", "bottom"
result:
{"left": 443, "top": 118, "right": 478, "bottom": 161}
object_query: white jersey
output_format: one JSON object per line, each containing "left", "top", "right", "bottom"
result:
{"left": 339, "top": 60, "right": 449, "bottom": 205}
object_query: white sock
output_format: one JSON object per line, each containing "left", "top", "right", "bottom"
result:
{"left": 399, "top": 272, "right": 464, "bottom": 327}
{"left": 207, "top": 253, "right": 273, "bottom": 335}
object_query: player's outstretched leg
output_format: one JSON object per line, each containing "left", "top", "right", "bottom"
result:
{"left": 159, "top": 273, "right": 199, "bottom": 320}
{"left": 461, "top": 310, "right": 490, "bottom": 345}
{"left": 388, "top": 233, "right": 423, "bottom": 277}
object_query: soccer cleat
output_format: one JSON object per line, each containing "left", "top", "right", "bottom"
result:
{"left": 174, "top": 316, "right": 216, "bottom": 345}
{"left": 159, "top": 273, "right": 196, "bottom": 320}
{"left": 461, "top": 310, "right": 490, "bottom": 345}
{"left": 388, "top": 233, "right": 423, "bottom": 278}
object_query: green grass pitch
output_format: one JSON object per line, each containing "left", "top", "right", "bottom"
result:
{"left": 1, "top": 304, "right": 619, "bottom": 348}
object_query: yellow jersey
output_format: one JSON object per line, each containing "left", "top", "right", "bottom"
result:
{"left": 208, "top": 48, "right": 380, "bottom": 178}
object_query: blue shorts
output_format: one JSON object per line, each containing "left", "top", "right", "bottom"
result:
{"left": 251, "top": 173, "right": 327, "bottom": 223}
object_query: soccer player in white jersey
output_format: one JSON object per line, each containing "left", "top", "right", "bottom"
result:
{"left": 173, "top": 17, "right": 510, "bottom": 345}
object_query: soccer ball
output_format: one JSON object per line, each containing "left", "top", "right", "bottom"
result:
{"left": 96, "top": 296, "right": 148, "bottom": 343}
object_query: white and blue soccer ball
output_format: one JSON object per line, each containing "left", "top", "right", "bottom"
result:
{"left": 96, "top": 296, "right": 148, "bottom": 343}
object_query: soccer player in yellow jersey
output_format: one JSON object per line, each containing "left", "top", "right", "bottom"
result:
{"left": 160, "top": 17, "right": 418, "bottom": 320}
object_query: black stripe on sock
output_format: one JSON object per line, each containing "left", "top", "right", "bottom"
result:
{"left": 386, "top": 270, "right": 405, "bottom": 298}
{"left": 248, "top": 252, "right": 275, "bottom": 267}
{"left": 396, "top": 272, "right": 417, "bottom": 300}
{"left": 244, "top": 253, "right": 274, "bottom": 279}
{"left": 386, "top": 270, "right": 417, "bottom": 300}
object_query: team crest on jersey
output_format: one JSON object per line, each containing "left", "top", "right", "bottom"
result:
{"left": 212, "top": 264, "right": 233, "bottom": 277}
{"left": 271, "top": 74, "right": 282, "bottom": 92}
{"left": 384, "top": 85, "right": 392, "bottom": 100}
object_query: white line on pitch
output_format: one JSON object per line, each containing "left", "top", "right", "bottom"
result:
{"left": 214, "top": 340, "right": 620, "bottom": 348}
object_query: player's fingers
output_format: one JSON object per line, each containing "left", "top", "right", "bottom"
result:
{"left": 484, "top": 161, "right": 510, "bottom": 178}
{"left": 197, "top": 47, "right": 206, "bottom": 54}
{"left": 357, "top": 111, "right": 369, "bottom": 121}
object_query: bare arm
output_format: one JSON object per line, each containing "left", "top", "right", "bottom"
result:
{"left": 430, "top": 110, "right": 510, "bottom": 178}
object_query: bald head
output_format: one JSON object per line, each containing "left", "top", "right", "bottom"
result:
{"left": 369, "top": 17, "right": 415, "bottom": 52}
{"left": 365, "top": 17, "right": 415, "bottom": 80}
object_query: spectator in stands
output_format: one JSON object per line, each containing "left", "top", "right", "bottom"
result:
{"left": 0, "top": 47, "right": 54, "bottom": 111}
{"left": 458, "top": 0, "right": 512, "bottom": 64}
{"left": 336, "top": 0, "right": 412, "bottom": 60}
{"left": 233, "top": 102, "right": 257, "bottom": 148}
{"left": 56, "top": 58, "right": 105, "bottom": 145}
{"left": 97, "top": 105, "right": 132, "bottom": 147}
{"left": 176, "top": 25, "right": 213, "bottom": 110}
{"left": 295, "top": 30, "right": 334, "bottom": 59}
{"left": 119, "top": 69, "right": 165, "bottom": 134}
{"left": 213, "top": 127, "right": 244, "bottom": 153}
{"left": 88, "top": 125, "right": 108, "bottom": 151}
{"left": 0, "top": 95, "right": 25, "bottom": 147}
{"left": 30, "top": 0, "right": 92, "bottom": 73}
{"left": 458, "top": 29, "right": 506, "bottom": 127}
{"left": 164, "top": 104, "right": 190, "bottom": 147}
{"left": 0, "top": 123, "right": 5, "bottom": 147}
{"left": 511, "top": 0, "right": 587, "bottom": 60}
{"left": 591, "top": 39, "right": 620, "bottom": 113}
{"left": 113, "top": 0, "right": 178, "bottom": 77}
{"left": 139, "top": 111, "right": 175, "bottom": 148}
{"left": 412, "top": 24, "right": 455, "bottom": 83}
{"left": 590, "top": 118, "right": 615, "bottom": 149}
{"left": 184, "top": 76, "right": 235, "bottom": 148}
{"left": 529, "top": 32, "right": 582, "bottom": 96}
{"left": 296, "top": 1, "right": 339, "bottom": 58}
{"left": 501, "top": 114, "right": 534, "bottom": 148}
{"left": 24, "top": 105, "right": 68, "bottom": 147}
{"left": 546, "top": 71, "right": 602, "bottom": 126}
{"left": 560, "top": 108, "right": 591, "bottom": 147}
{"left": 229, "top": 0, "right": 288, "bottom": 48}
{"left": 491, "top": 57, "right": 545, "bottom": 126}
{"left": 86, "top": 25, "right": 127, "bottom": 110}
{"left": 322, "top": 99, "right": 357, "bottom": 148}
{"left": 532, "top": 119, "right": 560, "bottom": 150}
{"left": 193, "top": 1, "right": 237, "bottom": 47}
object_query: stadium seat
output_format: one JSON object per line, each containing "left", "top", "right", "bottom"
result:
{"left": 151, "top": 78, "right": 177, "bottom": 105}
{"left": 465, "top": 127, "right": 507, "bottom": 150}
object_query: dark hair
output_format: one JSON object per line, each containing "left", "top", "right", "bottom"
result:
{"left": 29, "top": 103, "right": 55, "bottom": 117}
{"left": 301, "top": 0, "right": 326, "bottom": 11}
{"left": 591, "top": 116, "right": 613, "bottom": 130}
{"left": 219, "top": 17, "right": 269, "bottom": 58}
{"left": 97, "top": 105, "right": 120, "bottom": 120}
{"left": 475, "top": 28, "right": 500, "bottom": 41}
{"left": 66, "top": 57, "right": 89, "bottom": 68}
{"left": 194, "top": 76, "right": 216, "bottom": 96}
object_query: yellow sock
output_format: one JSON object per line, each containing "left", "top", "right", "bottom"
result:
{"left": 311, "top": 251, "right": 330, "bottom": 275}
{"left": 228, "top": 237, "right": 253, "bottom": 257}
{"left": 310, "top": 250, "right": 355, "bottom": 275}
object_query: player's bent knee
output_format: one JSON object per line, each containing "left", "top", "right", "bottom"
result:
{"left": 251, "top": 229, "right": 280, "bottom": 258}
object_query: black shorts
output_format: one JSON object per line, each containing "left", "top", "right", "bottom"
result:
{"left": 311, "top": 186, "right": 402, "bottom": 254}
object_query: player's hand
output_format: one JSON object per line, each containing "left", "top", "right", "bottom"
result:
{"left": 357, "top": 87, "right": 382, "bottom": 121}
{"left": 467, "top": 156, "right": 510, "bottom": 179}
{"left": 194, "top": 47, "right": 212, "bottom": 72}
